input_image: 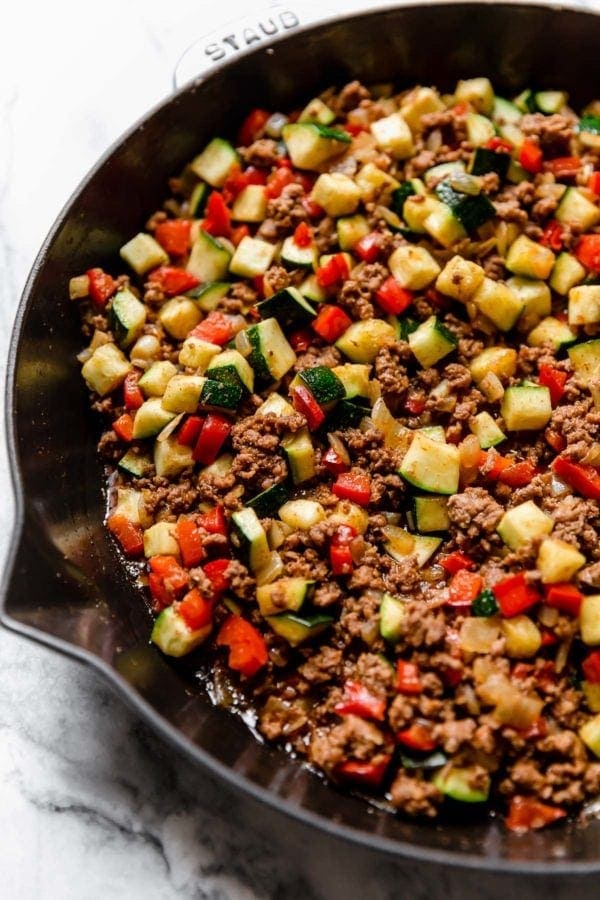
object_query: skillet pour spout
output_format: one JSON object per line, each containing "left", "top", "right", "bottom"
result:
{"left": 4, "top": 1, "right": 600, "bottom": 871}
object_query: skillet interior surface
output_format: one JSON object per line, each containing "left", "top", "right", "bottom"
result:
{"left": 5, "top": 1, "right": 600, "bottom": 870}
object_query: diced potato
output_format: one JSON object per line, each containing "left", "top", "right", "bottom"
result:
{"left": 568, "top": 285, "right": 600, "bottom": 326}
{"left": 388, "top": 245, "right": 441, "bottom": 290}
{"left": 161, "top": 374, "right": 205, "bottom": 413}
{"left": 143, "top": 521, "right": 179, "bottom": 558}
{"left": 580, "top": 714, "right": 600, "bottom": 757}
{"left": 459, "top": 617, "right": 501, "bottom": 653}
{"left": 501, "top": 385, "right": 552, "bottom": 431}
{"left": 120, "top": 233, "right": 168, "bottom": 275}
{"left": 311, "top": 173, "right": 361, "bottom": 217}
{"left": 400, "top": 87, "right": 445, "bottom": 132}
{"left": 231, "top": 185, "right": 268, "bottom": 222}
{"left": 279, "top": 499, "right": 325, "bottom": 530}
{"left": 154, "top": 436, "right": 194, "bottom": 478}
{"left": 327, "top": 501, "right": 369, "bottom": 534}
{"left": 229, "top": 236, "right": 277, "bottom": 278}
{"left": 81, "top": 342, "right": 131, "bottom": 397}
{"left": 436, "top": 255, "right": 485, "bottom": 303}
{"left": 501, "top": 616, "right": 542, "bottom": 658}
{"left": 497, "top": 500, "right": 553, "bottom": 550}
{"left": 582, "top": 681, "right": 600, "bottom": 713}
{"left": 354, "top": 163, "right": 399, "bottom": 202}
{"left": 469, "top": 346, "right": 517, "bottom": 384}
{"left": 159, "top": 297, "right": 202, "bottom": 340}
{"left": 370, "top": 112, "right": 414, "bottom": 159}
{"left": 455, "top": 77, "right": 494, "bottom": 115}
{"left": 138, "top": 360, "right": 178, "bottom": 397}
{"left": 178, "top": 336, "right": 221, "bottom": 371}
{"left": 536, "top": 537, "right": 586, "bottom": 584}
{"left": 580, "top": 595, "right": 600, "bottom": 646}
{"left": 472, "top": 278, "right": 523, "bottom": 331}
{"left": 505, "top": 234, "right": 556, "bottom": 280}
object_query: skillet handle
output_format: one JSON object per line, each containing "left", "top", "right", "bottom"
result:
{"left": 173, "top": 1, "right": 320, "bottom": 89}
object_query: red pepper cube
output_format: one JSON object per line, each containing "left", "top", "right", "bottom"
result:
{"left": 335, "top": 756, "right": 391, "bottom": 787}
{"left": 354, "top": 232, "right": 381, "bottom": 263}
{"left": 311, "top": 305, "right": 352, "bottom": 343}
{"left": 582, "top": 650, "right": 600, "bottom": 684}
{"left": 375, "top": 277, "right": 413, "bottom": 315}
{"left": 148, "top": 266, "right": 199, "bottom": 297}
{"left": 334, "top": 681, "right": 386, "bottom": 721}
{"left": 552, "top": 455, "right": 600, "bottom": 501}
{"left": 189, "top": 311, "right": 233, "bottom": 346}
{"left": 493, "top": 572, "right": 540, "bottom": 617}
{"left": 203, "top": 191, "right": 232, "bottom": 239}
{"left": 123, "top": 372, "right": 144, "bottom": 411}
{"left": 498, "top": 459, "right": 538, "bottom": 488}
{"left": 178, "top": 588, "right": 213, "bottom": 630}
{"left": 176, "top": 519, "right": 205, "bottom": 568}
{"left": 447, "top": 569, "right": 483, "bottom": 606}
{"left": 193, "top": 414, "right": 232, "bottom": 465}
{"left": 519, "top": 139, "right": 543, "bottom": 174}
{"left": 396, "top": 722, "right": 437, "bottom": 752}
{"left": 293, "top": 221, "right": 312, "bottom": 247}
{"left": 440, "top": 551, "right": 474, "bottom": 575}
{"left": 86, "top": 268, "right": 117, "bottom": 307}
{"left": 199, "top": 505, "right": 228, "bottom": 536}
{"left": 216, "top": 615, "right": 268, "bottom": 677}
{"left": 154, "top": 219, "right": 192, "bottom": 257}
{"left": 589, "top": 172, "right": 600, "bottom": 196}
{"left": 112, "top": 413, "right": 134, "bottom": 443}
{"left": 237, "top": 108, "right": 270, "bottom": 146}
{"left": 332, "top": 471, "right": 371, "bottom": 506}
{"left": 575, "top": 234, "right": 600, "bottom": 272}
{"left": 330, "top": 543, "right": 354, "bottom": 576}
{"left": 322, "top": 447, "right": 350, "bottom": 476}
{"left": 396, "top": 661, "right": 422, "bottom": 695}
{"left": 544, "top": 582, "right": 583, "bottom": 616}
{"left": 203, "top": 558, "right": 231, "bottom": 598}
{"left": 292, "top": 385, "right": 325, "bottom": 431}
{"left": 107, "top": 513, "right": 144, "bottom": 558}
{"left": 177, "top": 415, "right": 205, "bottom": 447}
{"left": 316, "top": 254, "right": 350, "bottom": 288}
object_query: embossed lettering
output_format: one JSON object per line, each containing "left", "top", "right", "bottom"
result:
{"left": 280, "top": 11, "right": 300, "bottom": 29}
{"left": 205, "top": 42, "right": 226, "bottom": 62}
{"left": 223, "top": 34, "right": 239, "bottom": 51}
{"left": 243, "top": 28, "right": 261, "bottom": 46}
{"left": 260, "top": 17, "right": 278, "bottom": 36}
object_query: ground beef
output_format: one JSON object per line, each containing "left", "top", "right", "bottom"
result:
{"left": 258, "top": 183, "right": 308, "bottom": 240}
{"left": 240, "top": 138, "right": 279, "bottom": 168}
{"left": 374, "top": 343, "right": 410, "bottom": 411}
{"left": 332, "top": 80, "right": 371, "bottom": 114}
{"left": 447, "top": 487, "right": 504, "bottom": 551}
{"left": 420, "top": 110, "right": 468, "bottom": 146}
{"left": 263, "top": 265, "right": 291, "bottom": 296}
{"left": 337, "top": 262, "right": 388, "bottom": 319}
{"left": 389, "top": 770, "right": 443, "bottom": 817}
{"left": 482, "top": 253, "right": 505, "bottom": 280}
{"left": 520, "top": 113, "right": 574, "bottom": 154}
{"left": 298, "top": 646, "right": 343, "bottom": 683}
{"left": 293, "top": 342, "right": 342, "bottom": 370}
{"left": 308, "top": 715, "right": 387, "bottom": 773}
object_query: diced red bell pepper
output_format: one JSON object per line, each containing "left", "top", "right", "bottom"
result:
{"left": 440, "top": 663, "right": 463, "bottom": 688}
{"left": 107, "top": 513, "right": 144, "bottom": 558}
{"left": 440, "top": 551, "right": 474, "bottom": 575}
{"left": 552, "top": 455, "right": 600, "bottom": 500}
{"left": 112, "top": 413, "right": 134, "bottom": 443}
{"left": 404, "top": 393, "right": 426, "bottom": 415}
{"left": 322, "top": 447, "right": 350, "bottom": 476}
{"left": 148, "top": 574, "right": 173, "bottom": 611}
{"left": 582, "top": 650, "right": 600, "bottom": 684}
{"left": 477, "top": 449, "right": 512, "bottom": 479}
{"left": 544, "top": 156, "right": 580, "bottom": 178}
{"left": 396, "top": 660, "right": 422, "bottom": 695}
{"left": 203, "top": 558, "right": 231, "bottom": 598}
{"left": 396, "top": 722, "right": 437, "bottom": 752}
{"left": 178, "top": 588, "right": 213, "bottom": 630}
{"left": 335, "top": 756, "right": 391, "bottom": 787}
{"left": 217, "top": 615, "right": 268, "bottom": 677}
{"left": 86, "top": 268, "right": 117, "bottom": 307}
{"left": 486, "top": 136, "right": 513, "bottom": 153}
{"left": 540, "top": 629, "right": 558, "bottom": 647}
{"left": 498, "top": 459, "right": 538, "bottom": 488}
{"left": 311, "top": 304, "right": 352, "bottom": 343}
{"left": 354, "top": 232, "right": 382, "bottom": 263}
{"left": 453, "top": 101, "right": 469, "bottom": 116}
{"left": 425, "top": 287, "right": 451, "bottom": 311}
{"left": 202, "top": 191, "right": 232, "bottom": 238}
{"left": 292, "top": 385, "right": 325, "bottom": 431}
{"left": 265, "top": 166, "right": 296, "bottom": 199}
{"left": 330, "top": 544, "right": 354, "bottom": 576}
{"left": 293, "top": 221, "right": 312, "bottom": 247}
{"left": 544, "top": 582, "right": 583, "bottom": 616}
{"left": 221, "top": 165, "right": 267, "bottom": 203}
{"left": 334, "top": 680, "right": 386, "bottom": 721}
{"left": 332, "top": 471, "right": 371, "bottom": 506}
{"left": 538, "top": 363, "right": 567, "bottom": 406}
{"left": 289, "top": 328, "right": 313, "bottom": 353}
{"left": 177, "top": 415, "right": 204, "bottom": 447}
{"left": 302, "top": 195, "right": 324, "bottom": 218}
{"left": 154, "top": 219, "right": 192, "bottom": 257}
{"left": 148, "top": 266, "right": 199, "bottom": 296}
{"left": 149, "top": 555, "right": 189, "bottom": 594}
{"left": 316, "top": 253, "right": 350, "bottom": 288}
{"left": 237, "top": 108, "right": 270, "bottom": 146}
{"left": 176, "top": 519, "right": 205, "bottom": 568}
{"left": 123, "top": 372, "right": 144, "bottom": 411}
{"left": 589, "top": 171, "right": 600, "bottom": 196}
{"left": 375, "top": 276, "right": 413, "bottom": 315}
{"left": 545, "top": 428, "right": 567, "bottom": 453}
{"left": 193, "top": 413, "right": 232, "bottom": 465}
{"left": 230, "top": 224, "right": 250, "bottom": 246}
{"left": 539, "top": 220, "right": 564, "bottom": 252}
{"left": 575, "top": 233, "right": 600, "bottom": 272}
{"left": 521, "top": 716, "right": 548, "bottom": 739}
{"left": 493, "top": 572, "right": 540, "bottom": 617}
{"left": 505, "top": 796, "right": 566, "bottom": 833}
{"left": 519, "top": 139, "right": 543, "bottom": 173}
{"left": 252, "top": 275, "right": 265, "bottom": 298}
{"left": 189, "top": 311, "right": 233, "bottom": 345}
{"left": 343, "top": 121, "right": 367, "bottom": 137}
{"left": 447, "top": 569, "right": 483, "bottom": 606}
{"left": 199, "top": 505, "right": 228, "bottom": 536}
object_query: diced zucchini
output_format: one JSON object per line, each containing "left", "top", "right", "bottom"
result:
{"left": 355, "top": 162, "right": 399, "bottom": 202}
{"left": 279, "top": 499, "right": 325, "bottom": 530}
{"left": 159, "top": 297, "right": 202, "bottom": 340}
{"left": 408, "top": 315, "right": 457, "bottom": 368}
{"left": 514, "top": 88, "right": 536, "bottom": 113}
{"left": 379, "top": 592, "right": 405, "bottom": 643}
{"left": 472, "top": 277, "right": 523, "bottom": 332}
{"left": 492, "top": 96, "right": 522, "bottom": 125}
{"left": 550, "top": 253, "right": 586, "bottom": 296}
{"left": 433, "top": 765, "right": 490, "bottom": 803}
{"left": 230, "top": 236, "right": 277, "bottom": 278}
{"left": 247, "top": 482, "right": 290, "bottom": 519}
{"left": 231, "top": 507, "right": 271, "bottom": 573}
{"left": 109, "top": 289, "right": 147, "bottom": 348}
{"left": 497, "top": 500, "right": 553, "bottom": 550}
{"left": 282, "top": 122, "right": 350, "bottom": 171}
{"left": 505, "top": 234, "right": 555, "bottom": 280}
{"left": 436, "top": 255, "right": 485, "bottom": 303}
{"left": 257, "top": 286, "right": 316, "bottom": 330}
{"left": 506, "top": 276, "right": 551, "bottom": 322}
{"left": 501, "top": 616, "right": 542, "bottom": 658}
{"left": 256, "top": 577, "right": 314, "bottom": 616}
{"left": 527, "top": 316, "right": 577, "bottom": 349}
{"left": 187, "top": 281, "right": 230, "bottom": 312}
{"left": 298, "top": 97, "right": 335, "bottom": 125}
{"left": 413, "top": 495, "right": 450, "bottom": 533}
{"left": 199, "top": 378, "right": 243, "bottom": 410}
{"left": 470, "top": 346, "right": 517, "bottom": 384}
{"left": 282, "top": 427, "right": 315, "bottom": 483}
{"left": 470, "top": 411, "right": 506, "bottom": 449}
{"left": 299, "top": 273, "right": 327, "bottom": 303}
{"left": 335, "top": 318, "right": 396, "bottom": 363}
{"left": 469, "top": 147, "right": 510, "bottom": 179}
{"left": 423, "top": 202, "right": 467, "bottom": 248}
{"left": 534, "top": 90, "right": 567, "bottom": 114}
{"left": 266, "top": 612, "right": 333, "bottom": 647}
{"left": 332, "top": 364, "right": 372, "bottom": 400}
{"left": 119, "top": 233, "right": 168, "bottom": 275}
{"left": 568, "top": 339, "right": 600, "bottom": 385}
{"left": 143, "top": 521, "right": 179, "bottom": 558}
{"left": 435, "top": 182, "right": 495, "bottom": 231}
{"left": 501, "top": 384, "right": 552, "bottom": 431}
{"left": 455, "top": 77, "right": 494, "bottom": 115}
{"left": 151, "top": 606, "right": 211, "bottom": 658}
{"left": 578, "top": 116, "right": 600, "bottom": 150}
{"left": 388, "top": 245, "right": 441, "bottom": 290}
{"left": 246, "top": 317, "right": 297, "bottom": 383}
{"left": 580, "top": 714, "right": 600, "bottom": 757}
{"left": 400, "top": 87, "right": 445, "bottom": 131}
{"left": 337, "top": 215, "right": 370, "bottom": 251}
{"left": 138, "top": 360, "right": 177, "bottom": 397}
{"left": 555, "top": 187, "right": 600, "bottom": 231}
{"left": 133, "top": 398, "right": 177, "bottom": 439}
{"left": 466, "top": 112, "right": 496, "bottom": 146}
{"left": 279, "top": 235, "right": 318, "bottom": 270}
{"left": 569, "top": 285, "right": 600, "bottom": 325}
{"left": 118, "top": 449, "right": 153, "bottom": 478}
{"left": 399, "top": 432, "right": 460, "bottom": 495}
{"left": 207, "top": 349, "right": 254, "bottom": 394}
{"left": 311, "top": 172, "right": 361, "bottom": 218}
{"left": 190, "top": 137, "right": 238, "bottom": 187}
{"left": 178, "top": 336, "right": 221, "bottom": 371}
{"left": 370, "top": 112, "right": 414, "bottom": 159}
{"left": 390, "top": 180, "right": 418, "bottom": 217}
{"left": 154, "top": 435, "right": 194, "bottom": 478}
{"left": 187, "top": 230, "right": 232, "bottom": 282}
{"left": 256, "top": 392, "right": 295, "bottom": 417}
{"left": 161, "top": 374, "right": 205, "bottom": 413}
{"left": 81, "top": 342, "right": 131, "bottom": 396}
{"left": 507, "top": 158, "right": 529, "bottom": 182}
{"left": 189, "top": 181, "right": 210, "bottom": 217}
{"left": 581, "top": 595, "right": 600, "bottom": 646}
{"left": 327, "top": 399, "right": 371, "bottom": 430}
{"left": 424, "top": 161, "right": 466, "bottom": 189}
{"left": 402, "top": 194, "right": 440, "bottom": 233}
{"left": 537, "top": 537, "right": 585, "bottom": 584}
{"left": 231, "top": 184, "right": 268, "bottom": 223}
{"left": 383, "top": 527, "right": 441, "bottom": 567}
{"left": 296, "top": 366, "right": 345, "bottom": 406}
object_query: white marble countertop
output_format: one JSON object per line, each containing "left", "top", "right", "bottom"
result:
{"left": 2, "top": 1, "right": 600, "bottom": 897}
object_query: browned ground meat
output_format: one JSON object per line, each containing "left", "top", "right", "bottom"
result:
{"left": 240, "top": 138, "right": 279, "bottom": 167}
{"left": 337, "top": 262, "right": 388, "bottom": 319}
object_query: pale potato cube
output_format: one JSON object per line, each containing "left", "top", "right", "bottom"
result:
{"left": 311, "top": 173, "right": 361, "bottom": 217}
{"left": 388, "top": 245, "right": 441, "bottom": 290}
{"left": 120, "top": 233, "right": 168, "bottom": 275}
{"left": 436, "top": 255, "right": 485, "bottom": 302}
{"left": 159, "top": 297, "right": 202, "bottom": 340}
{"left": 581, "top": 595, "right": 600, "bottom": 646}
{"left": 537, "top": 537, "right": 586, "bottom": 584}
{"left": 370, "top": 113, "right": 414, "bottom": 159}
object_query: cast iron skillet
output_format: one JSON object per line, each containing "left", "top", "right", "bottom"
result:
{"left": 4, "top": 0, "right": 600, "bottom": 872}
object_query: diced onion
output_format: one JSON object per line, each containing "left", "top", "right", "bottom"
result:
{"left": 581, "top": 442, "right": 600, "bottom": 466}
{"left": 449, "top": 173, "right": 482, "bottom": 195}
{"left": 76, "top": 347, "right": 93, "bottom": 364}
{"left": 265, "top": 112, "right": 288, "bottom": 139}
{"left": 235, "top": 329, "right": 252, "bottom": 357}
{"left": 459, "top": 617, "right": 501, "bottom": 654}
{"left": 538, "top": 604, "right": 559, "bottom": 627}
{"left": 255, "top": 551, "right": 284, "bottom": 586}
{"left": 479, "top": 372, "right": 504, "bottom": 402}
{"left": 555, "top": 637, "right": 572, "bottom": 674}
{"left": 226, "top": 314, "right": 247, "bottom": 335}
{"left": 69, "top": 274, "right": 90, "bottom": 300}
{"left": 551, "top": 475, "right": 569, "bottom": 496}
{"left": 371, "top": 398, "right": 411, "bottom": 450}
{"left": 327, "top": 433, "right": 351, "bottom": 465}
{"left": 130, "top": 334, "right": 161, "bottom": 367}
{"left": 156, "top": 413, "right": 184, "bottom": 442}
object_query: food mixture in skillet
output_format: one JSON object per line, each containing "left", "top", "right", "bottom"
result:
{"left": 72, "top": 77, "right": 600, "bottom": 832}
